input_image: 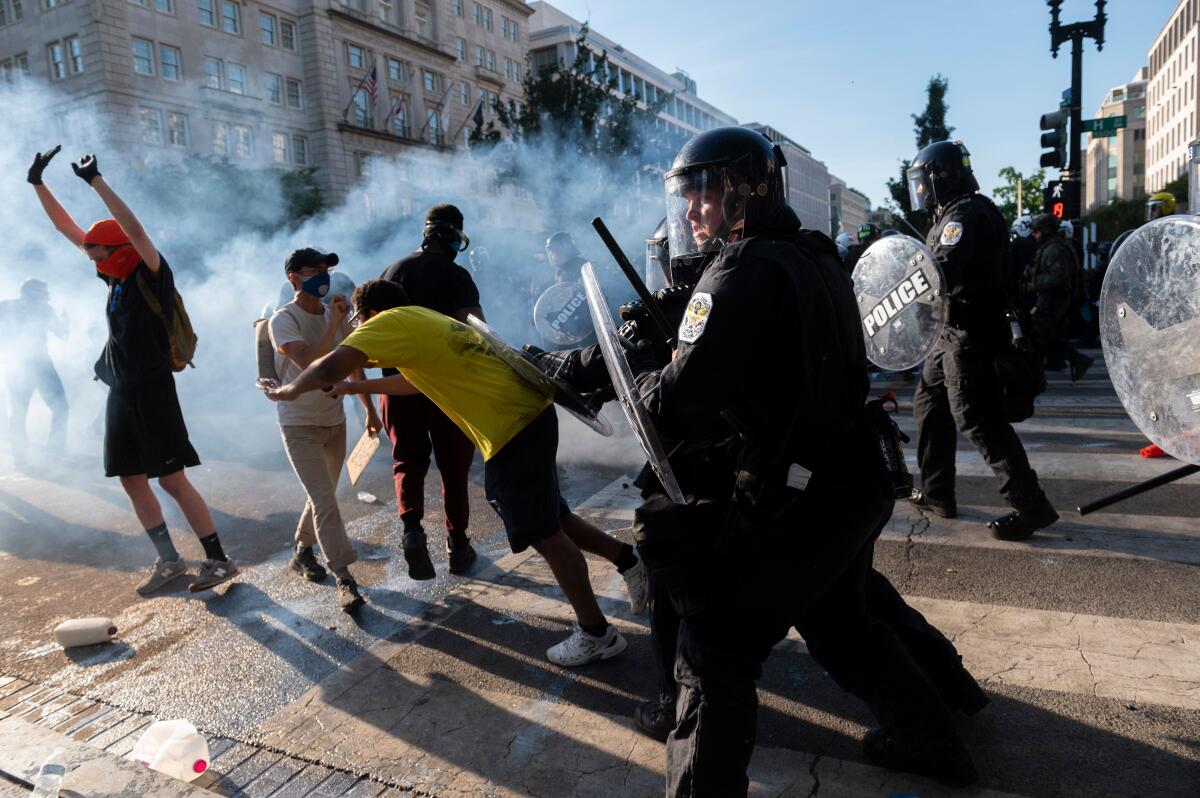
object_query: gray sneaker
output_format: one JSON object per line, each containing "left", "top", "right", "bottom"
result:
{"left": 136, "top": 557, "right": 187, "bottom": 596}
{"left": 188, "top": 558, "right": 240, "bottom": 593}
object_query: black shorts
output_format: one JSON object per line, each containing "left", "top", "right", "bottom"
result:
{"left": 484, "top": 406, "right": 570, "bottom": 553}
{"left": 104, "top": 376, "right": 200, "bottom": 479}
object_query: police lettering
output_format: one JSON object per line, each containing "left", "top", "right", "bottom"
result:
{"left": 551, "top": 293, "right": 586, "bottom": 333}
{"left": 862, "top": 271, "right": 932, "bottom": 338}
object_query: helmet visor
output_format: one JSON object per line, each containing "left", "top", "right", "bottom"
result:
{"left": 645, "top": 237, "right": 669, "bottom": 291}
{"left": 1146, "top": 201, "right": 1169, "bottom": 222}
{"left": 907, "top": 166, "right": 931, "bottom": 211}
{"left": 664, "top": 166, "right": 730, "bottom": 262}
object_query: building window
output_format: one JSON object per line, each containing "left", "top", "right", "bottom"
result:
{"left": 475, "top": 45, "right": 483, "bottom": 66}
{"left": 426, "top": 107, "right": 442, "bottom": 145}
{"left": 485, "top": 49, "right": 495, "bottom": 71}
{"left": 140, "top": 107, "right": 163, "bottom": 144}
{"left": 293, "top": 135, "right": 308, "bottom": 165}
{"left": 0, "top": 0, "right": 24, "bottom": 23}
{"left": 259, "top": 12, "right": 276, "bottom": 45}
{"left": 415, "top": 0, "right": 430, "bottom": 37}
{"left": 220, "top": 0, "right": 239, "bottom": 34}
{"left": 131, "top": 38, "right": 154, "bottom": 76}
{"left": 280, "top": 19, "right": 296, "bottom": 50}
{"left": 203, "top": 56, "right": 222, "bottom": 89}
{"left": 502, "top": 16, "right": 518, "bottom": 42}
{"left": 451, "top": 0, "right": 462, "bottom": 15}
{"left": 391, "top": 94, "right": 409, "bottom": 136}
{"left": 47, "top": 42, "right": 65, "bottom": 80}
{"left": 198, "top": 0, "right": 214, "bottom": 25}
{"left": 265, "top": 72, "right": 282, "bottom": 103}
{"left": 387, "top": 57, "right": 403, "bottom": 81}
{"left": 459, "top": 82, "right": 469, "bottom": 105}
{"left": 226, "top": 62, "right": 245, "bottom": 94}
{"left": 167, "top": 112, "right": 188, "bottom": 145}
{"left": 347, "top": 43, "right": 365, "bottom": 68}
{"left": 352, "top": 87, "right": 373, "bottom": 127}
{"left": 423, "top": 69, "right": 437, "bottom": 93}
{"left": 456, "top": 37, "right": 466, "bottom": 62}
{"left": 504, "top": 58, "right": 511, "bottom": 81}
{"left": 272, "top": 132, "right": 289, "bottom": 163}
{"left": 66, "top": 36, "right": 82, "bottom": 74}
{"left": 159, "top": 45, "right": 180, "bottom": 80}
{"left": 472, "top": 1, "right": 481, "bottom": 25}
{"left": 355, "top": 151, "right": 371, "bottom": 177}
{"left": 233, "top": 125, "right": 252, "bottom": 158}
{"left": 483, "top": 6, "right": 492, "bottom": 30}
{"left": 213, "top": 121, "right": 230, "bottom": 156}
{"left": 286, "top": 78, "right": 302, "bottom": 108}
{"left": 154, "top": 0, "right": 172, "bottom": 12}
{"left": 15, "top": 52, "right": 28, "bottom": 76}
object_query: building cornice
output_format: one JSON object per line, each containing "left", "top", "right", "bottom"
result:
{"left": 336, "top": 121, "right": 453, "bottom": 151}
{"left": 494, "top": 0, "right": 535, "bottom": 18}
{"left": 328, "top": 9, "right": 456, "bottom": 63}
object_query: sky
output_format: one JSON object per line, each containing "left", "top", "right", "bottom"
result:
{"left": 546, "top": 0, "right": 1179, "bottom": 209}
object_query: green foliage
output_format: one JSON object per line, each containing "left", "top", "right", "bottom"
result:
{"left": 993, "top": 166, "right": 1046, "bottom": 225}
{"left": 1161, "top": 169, "right": 1188, "bottom": 206}
{"left": 885, "top": 75, "right": 955, "bottom": 236}
{"left": 280, "top": 167, "right": 326, "bottom": 226}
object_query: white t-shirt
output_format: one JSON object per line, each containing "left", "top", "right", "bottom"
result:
{"left": 269, "top": 301, "right": 352, "bottom": 427}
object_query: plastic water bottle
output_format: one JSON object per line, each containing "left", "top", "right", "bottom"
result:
{"left": 53, "top": 618, "right": 117, "bottom": 648}
{"left": 128, "top": 719, "right": 210, "bottom": 782}
{"left": 31, "top": 748, "right": 66, "bottom": 797}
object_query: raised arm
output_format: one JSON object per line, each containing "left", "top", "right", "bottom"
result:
{"left": 267, "top": 345, "right": 368, "bottom": 402}
{"left": 72, "top": 154, "right": 160, "bottom": 272}
{"left": 28, "top": 147, "right": 85, "bottom": 247}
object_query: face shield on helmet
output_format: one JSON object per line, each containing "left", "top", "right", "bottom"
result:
{"left": 645, "top": 229, "right": 670, "bottom": 291}
{"left": 1146, "top": 192, "right": 1177, "bottom": 222}
{"left": 664, "top": 165, "right": 742, "bottom": 264}
{"left": 907, "top": 165, "right": 932, "bottom": 211}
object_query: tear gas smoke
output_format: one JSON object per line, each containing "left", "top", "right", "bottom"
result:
{"left": 0, "top": 78, "right": 658, "bottom": 501}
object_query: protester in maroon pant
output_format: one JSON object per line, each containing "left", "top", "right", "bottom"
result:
{"left": 378, "top": 204, "right": 483, "bottom": 579}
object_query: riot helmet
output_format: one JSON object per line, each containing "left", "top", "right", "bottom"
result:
{"left": 545, "top": 231, "right": 579, "bottom": 272}
{"left": 834, "top": 232, "right": 853, "bottom": 259}
{"left": 1011, "top": 215, "right": 1033, "bottom": 239}
{"left": 880, "top": 229, "right": 900, "bottom": 237}
{"left": 858, "top": 222, "right": 882, "bottom": 245}
{"left": 1190, "top": 138, "right": 1200, "bottom": 215}
{"left": 1059, "top": 219, "right": 1074, "bottom": 238}
{"left": 1146, "top": 191, "right": 1176, "bottom": 222}
{"left": 1030, "top": 213, "right": 1059, "bottom": 238}
{"left": 907, "top": 140, "right": 979, "bottom": 211}
{"left": 663, "top": 126, "right": 787, "bottom": 263}
{"left": 645, "top": 217, "right": 670, "bottom": 291}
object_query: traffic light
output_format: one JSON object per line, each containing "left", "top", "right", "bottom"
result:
{"left": 1040, "top": 109, "right": 1069, "bottom": 169}
{"left": 1042, "top": 179, "right": 1078, "bottom": 221}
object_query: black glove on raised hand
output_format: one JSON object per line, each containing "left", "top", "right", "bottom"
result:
{"left": 27, "top": 145, "right": 61, "bottom": 186}
{"left": 71, "top": 154, "right": 101, "bottom": 185}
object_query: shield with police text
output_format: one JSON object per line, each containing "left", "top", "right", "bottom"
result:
{"left": 581, "top": 263, "right": 686, "bottom": 504}
{"left": 851, "top": 235, "right": 947, "bottom": 370}
{"left": 1100, "top": 216, "right": 1200, "bottom": 465}
{"left": 465, "top": 315, "right": 613, "bottom": 437}
{"left": 533, "top": 281, "right": 594, "bottom": 346}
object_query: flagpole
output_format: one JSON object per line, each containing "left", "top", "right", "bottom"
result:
{"left": 450, "top": 98, "right": 485, "bottom": 148}
{"left": 418, "top": 81, "right": 456, "bottom": 144}
{"left": 341, "top": 64, "right": 375, "bottom": 122}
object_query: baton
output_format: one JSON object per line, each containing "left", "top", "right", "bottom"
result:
{"left": 1076, "top": 462, "right": 1199, "bottom": 515}
{"left": 591, "top": 217, "right": 676, "bottom": 346}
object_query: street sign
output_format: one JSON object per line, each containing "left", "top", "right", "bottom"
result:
{"left": 1083, "top": 116, "right": 1127, "bottom": 134}
{"left": 1060, "top": 88, "right": 1072, "bottom": 108}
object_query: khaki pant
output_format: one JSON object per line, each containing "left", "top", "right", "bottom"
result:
{"left": 281, "top": 422, "right": 357, "bottom": 571}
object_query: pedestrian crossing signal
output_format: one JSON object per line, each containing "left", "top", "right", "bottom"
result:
{"left": 1051, "top": 201, "right": 1065, "bottom": 218}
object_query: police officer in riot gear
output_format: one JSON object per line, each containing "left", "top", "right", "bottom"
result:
{"left": 636, "top": 127, "right": 975, "bottom": 794}
{"left": 907, "top": 141, "right": 1058, "bottom": 541}
{"left": 843, "top": 221, "right": 882, "bottom": 273}
{"left": 1027, "top": 214, "right": 1094, "bottom": 381}
{"left": 545, "top": 231, "right": 586, "bottom": 283}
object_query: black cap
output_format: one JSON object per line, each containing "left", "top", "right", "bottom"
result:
{"left": 285, "top": 247, "right": 339, "bottom": 273}
{"left": 425, "top": 203, "right": 464, "bottom": 231}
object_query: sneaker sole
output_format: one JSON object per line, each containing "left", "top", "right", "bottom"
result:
{"left": 136, "top": 569, "right": 188, "bottom": 596}
{"left": 188, "top": 567, "right": 239, "bottom": 593}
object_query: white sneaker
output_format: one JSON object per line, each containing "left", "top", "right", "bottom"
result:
{"left": 547, "top": 623, "right": 627, "bottom": 667}
{"left": 620, "top": 557, "right": 649, "bottom": 615}
{"left": 136, "top": 557, "right": 187, "bottom": 595}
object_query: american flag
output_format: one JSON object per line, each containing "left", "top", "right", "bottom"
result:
{"left": 364, "top": 65, "right": 378, "bottom": 109}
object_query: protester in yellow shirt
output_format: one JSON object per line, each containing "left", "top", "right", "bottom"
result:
{"left": 267, "top": 279, "right": 648, "bottom": 667}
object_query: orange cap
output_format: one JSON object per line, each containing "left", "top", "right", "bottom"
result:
{"left": 82, "top": 219, "right": 131, "bottom": 247}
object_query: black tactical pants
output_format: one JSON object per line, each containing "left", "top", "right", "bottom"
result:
{"left": 1031, "top": 301, "right": 1088, "bottom": 369}
{"left": 914, "top": 338, "right": 1046, "bottom": 511}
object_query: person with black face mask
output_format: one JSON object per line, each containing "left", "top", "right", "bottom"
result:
{"left": 378, "top": 204, "right": 484, "bottom": 580}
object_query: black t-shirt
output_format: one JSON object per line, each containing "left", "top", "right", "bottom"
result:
{"left": 96, "top": 256, "right": 174, "bottom": 389}
{"left": 379, "top": 244, "right": 481, "bottom": 317}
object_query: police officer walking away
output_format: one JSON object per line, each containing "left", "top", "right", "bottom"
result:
{"left": 907, "top": 141, "right": 1058, "bottom": 541}
{"left": 633, "top": 127, "right": 975, "bottom": 795}
{"left": 379, "top": 204, "right": 483, "bottom": 579}
{"left": 1026, "top": 214, "right": 1093, "bottom": 381}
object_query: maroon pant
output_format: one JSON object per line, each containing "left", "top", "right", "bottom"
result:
{"left": 380, "top": 393, "right": 475, "bottom": 538}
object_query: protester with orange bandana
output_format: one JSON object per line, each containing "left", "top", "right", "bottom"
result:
{"left": 28, "top": 146, "right": 238, "bottom": 595}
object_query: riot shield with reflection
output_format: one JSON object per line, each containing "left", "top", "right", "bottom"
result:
{"left": 851, "top": 235, "right": 947, "bottom": 370}
{"left": 533, "top": 281, "right": 593, "bottom": 346}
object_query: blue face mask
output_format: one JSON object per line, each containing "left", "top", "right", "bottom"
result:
{"left": 299, "top": 272, "right": 330, "bottom": 299}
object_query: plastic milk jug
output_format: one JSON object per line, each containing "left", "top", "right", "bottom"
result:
{"left": 53, "top": 618, "right": 117, "bottom": 648}
{"left": 128, "top": 719, "right": 210, "bottom": 781}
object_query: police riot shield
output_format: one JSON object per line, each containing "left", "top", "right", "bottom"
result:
{"left": 1099, "top": 216, "right": 1200, "bottom": 465}
{"left": 465, "top": 315, "right": 613, "bottom": 437}
{"left": 581, "top": 263, "right": 686, "bottom": 504}
{"left": 533, "top": 281, "right": 593, "bottom": 346}
{"left": 851, "top": 235, "right": 947, "bottom": 371}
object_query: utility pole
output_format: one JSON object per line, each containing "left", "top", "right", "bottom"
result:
{"left": 1047, "top": 0, "right": 1106, "bottom": 245}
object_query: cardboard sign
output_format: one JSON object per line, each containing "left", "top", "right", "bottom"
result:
{"left": 346, "top": 429, "right": 381, "bottom": 486}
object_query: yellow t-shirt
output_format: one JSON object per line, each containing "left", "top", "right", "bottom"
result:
{"left": 341, "top": 306, "right": 552, "bottom": 460}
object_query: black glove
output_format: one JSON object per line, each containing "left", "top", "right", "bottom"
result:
{"left": 653, "top": 283, "right": 695, "bottom": 326}
{"left": 27, "top": 145, "right": 61, "bottom": 186}
{"left": 71, "top": 154, "right": 101, "bottom": 185}
{"left": 619, "top": 299, "right": 649, "bottom": 323}
{"left": 521, "top": 344, "right": 578, "bottom": 381}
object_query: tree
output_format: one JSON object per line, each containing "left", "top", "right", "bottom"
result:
{"left": 468, "top": 25, "right": 674, "bottom": 230}
{"left": 885, "top": 75, "right": 955, "bottom": 236}
{"left": 993, "top": 166, "right": 1046, "bottom": 226}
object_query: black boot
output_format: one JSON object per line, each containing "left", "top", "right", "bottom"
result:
{"left": 402, "top": 526, "right": 436, "bottom": 581}
{"left": 863, "top": 727, "right": 978, "bottom": 787}
{"left": 289, "top": 544, "right": 328, "bottom": 583}
{"left": 943, "top": 663, "right": 990, "bottom": 716}
{"left": 988, "top": 495, "right": 1058, "bottom": 541}
{"left": 1070, "top": 354, "right": 1095, "bottom": 382}
{"left": 446, "top": 536, "right": 477, "bottom": 575}
{"left": 634, "top": 698, "right": 675, "bottom": 742}
{"left": 908, "top": 489, "right": 957, "bottom": 519}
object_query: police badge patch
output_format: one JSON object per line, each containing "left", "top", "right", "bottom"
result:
{"left": 939, "top": 221, "right": 964, "bottom": 246}
{"left": 678, "top": 292, "right": 713, "bottom": 343}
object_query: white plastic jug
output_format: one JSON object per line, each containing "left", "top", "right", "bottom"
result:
{"left": 53, "top": 618, "right": 117, "bottom": 648}
{"left": 127, "top": 719, "right": 209, "bottom": 782}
